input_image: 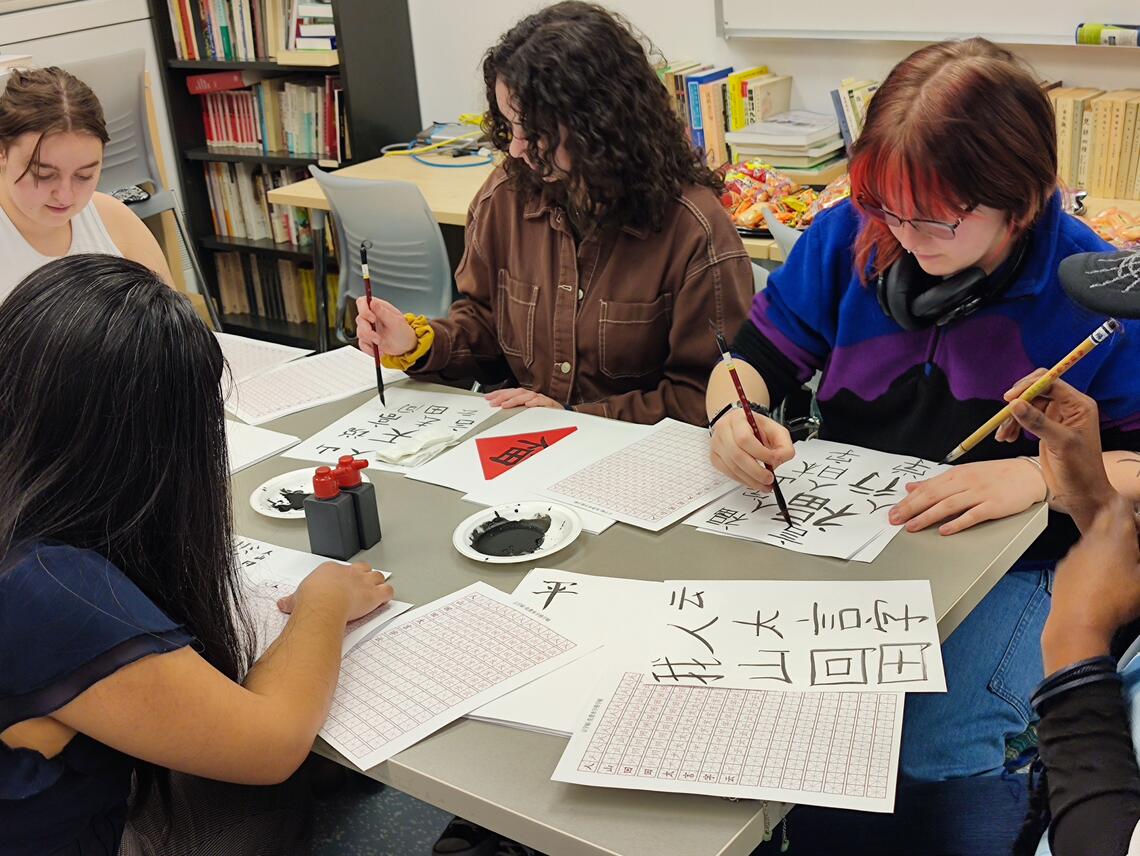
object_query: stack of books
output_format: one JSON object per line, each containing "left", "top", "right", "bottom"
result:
{"left": 165, "top": 0, "right": 337, "bottom": 64}
{"left": 215, "top": 252, "right": 339, "bottom": 328}
{"left": 725, "top": 111, "right": 846, "bottom": 185}
{"left": 1049, "top": 87, "right": 1140, "bottom": 199}
{"left": 655, "top": 61, "right": 793, "bottom": 169}
{"left": 829, "top": 78, "right": 879, "bottom": 153}
{"left": 190, "top": 71, "right": 348, "bottom": 162}
{"left": 203, "top": 163, "right": 320, "bottom": 247}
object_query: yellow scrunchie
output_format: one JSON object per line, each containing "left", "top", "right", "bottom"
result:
{"left": 380, "top": 314, "right": 435, "bottom": 370}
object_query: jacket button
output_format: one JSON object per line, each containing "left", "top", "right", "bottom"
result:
{"left": 577, "top": 289, "right": 584, "bottom": 300}
{"left": 560, "top": 361, "right": 572, "bottom": 374}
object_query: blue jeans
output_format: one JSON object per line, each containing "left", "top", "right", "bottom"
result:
{"left": 900, "top": 562, "right": 1053, "bottom": 782}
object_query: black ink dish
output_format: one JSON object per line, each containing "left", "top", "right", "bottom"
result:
{"left": 470, "top": 513, "right": 552, "bottom": 557}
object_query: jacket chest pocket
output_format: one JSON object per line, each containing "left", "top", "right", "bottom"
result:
{"left": 598, "top": 293, "right": 673, "bottom": 380}
{"left": 495, "top": 270, "right": 539, "bottom": 367}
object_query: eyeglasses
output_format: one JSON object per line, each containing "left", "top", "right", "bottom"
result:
{"left": 857, "top": 195, "right": 973, "bottom": 240}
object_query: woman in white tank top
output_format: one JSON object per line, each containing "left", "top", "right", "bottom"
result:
{"left": 0, "top": 67, "right": 173, "bottom": 301}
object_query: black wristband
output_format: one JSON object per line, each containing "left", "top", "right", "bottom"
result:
{"left": 708, "top": 400, "right": 772, "bottom": 431}
{"left": 1031, "top": 655, "right": 1118, "bottom": 713}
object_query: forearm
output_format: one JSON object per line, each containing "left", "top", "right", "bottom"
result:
{"left": 243, "top": 589, "right": 350, "bottom": 746}
{"left": 706, "top": 360, "right": 771, "bottom": 420}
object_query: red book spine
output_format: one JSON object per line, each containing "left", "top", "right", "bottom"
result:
{"left": 186, "top": 70, "right": 246, "bottom": 95}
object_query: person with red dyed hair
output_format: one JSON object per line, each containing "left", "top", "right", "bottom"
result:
{"left": 706, "top": 37, "right": 1140, "bottom": 796}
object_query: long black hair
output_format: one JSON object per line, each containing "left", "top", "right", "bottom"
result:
{"left": 0, "top": 255, "right": 253, "bottom": 803}
{"left": 482, "top": 1, "right": 721, "bottom": 233}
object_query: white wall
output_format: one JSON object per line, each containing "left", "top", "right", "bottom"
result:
{"left": 409, "top": 0, "right": 1140, "bottom": 123}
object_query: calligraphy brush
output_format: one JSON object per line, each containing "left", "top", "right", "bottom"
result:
{"left": 359, "top": 240, "right": 385, "bottom": 407}
{"left": 710, "top": 323, "right": 792, "bottom": 526}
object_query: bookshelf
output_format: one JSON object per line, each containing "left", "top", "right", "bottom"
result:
{"left": 147, "top": 0, "right": 422, "bottom": 350}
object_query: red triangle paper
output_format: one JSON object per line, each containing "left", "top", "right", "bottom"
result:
{"left": 476, "top": 426, "right": 578, "bottom": 480}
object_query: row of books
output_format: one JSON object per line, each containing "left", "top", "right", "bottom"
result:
{"left": 195, "top": 75, "right": 347, "bottom": 162}
{"left": 655, "top": 61, "right": 793, "bottom": 169}
{"left": 203, "top": 162, "right": 316, "bottom": 245}
{"left": 216, "top": 252, "right": 339, "bottom": 327}
{"left": 1048, "top": 87, "right": 1140, "bottom": 199}
{"left": 829, "top": 78, "right": 879, "bottom": 153}
{"left": 165, "top": 0, "right": 335, "bottom": 62}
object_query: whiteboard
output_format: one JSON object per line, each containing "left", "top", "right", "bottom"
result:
{"left": 718, "top": 0, "right": 1140, "bottom": 45}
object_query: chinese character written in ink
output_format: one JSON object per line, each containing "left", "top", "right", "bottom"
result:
{"left": 366, "top": 413, "right": 400, "bottom": 427}
{"left": 878, "top": 642, "right": 931, "bottom": 683}
{"left": 424, "top": 405, "right": 449, "bottom": 416}
{"left": 533, "top": 579, "right": 578, "bottom": 609}
{"left": 813, "top": 503, "right": 858, "bottom": 530}
{"left": 417, "top": 416, "right": 441, "bottom": 428}
{"left": 810, "top": 648, "right": 873, "bottom": 686}
{"left": 825, "top": 448, "right": 859, "bottom": 464}
{"left": 870, "top": 598, "right": 930, "bottom": 632}
{"left": 849, "top": 473, "right": 901, "bottom": 497}
{"left": 397, "top": 404, "right": 421, "bottom": 414}
{"left": 339, "top": 427, "right": 369, "bottom": 439}
{"left": 667, "top": 616, "right": 719, "bottom": 654}
{"left": 489, "top": 438, "right": 549, "bottom": 468}
{"left": 797, "top": 602, "right": 866, "bottom": 635}
{"left": 738, "top": 650, "right": 792, "bottom": 683}
{"left": 316, "top": 444, "right": 339, "bottom": 456}
{"left": 375, "top": 427, "right": 417, "bottom": 444}
{"left": 891, "top": 459, "right": 933, "bottom": 479}
{"left": 707, "top": 507, "right": 748, "bottom": 528}
{"left": 669, "top": 586, "right": 705, "bottom": 611}
{"left": 651, "top": 657, "right": 724, "bottom": 685}
{"left": 732, "top": 609, "right": 784, "bottom": 639}
{"left": 769, "top": 523, "right": 809, "bottom": 546}
{"left": 741, "top": 489, "right": 770, "bottom": 514}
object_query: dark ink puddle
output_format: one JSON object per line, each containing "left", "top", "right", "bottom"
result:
{"left": 470, "top": 513, "right": 552, "bottom": 557}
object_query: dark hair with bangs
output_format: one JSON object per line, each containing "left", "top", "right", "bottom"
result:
{"left": 481, "top": 1, "right": 721, "bottom": 233}
{"left": 0, "top": 254, "right": 252, "bottom": 820}
{"left": 849, "top": 38, "right": 1057, "bottom": 281}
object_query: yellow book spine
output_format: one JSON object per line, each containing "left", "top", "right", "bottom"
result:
{"left": 726, "top": 65, "right": 767, "bottom": 131}
{"left": 1115, "top": 95, "right": 1140, "bottom": 199}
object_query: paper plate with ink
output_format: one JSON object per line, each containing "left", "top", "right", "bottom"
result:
{"left": 250, "top": 467, "right": 371, "bottom": 520}
{"left": 452, "top": 501, "right": 583, "bottom": 565}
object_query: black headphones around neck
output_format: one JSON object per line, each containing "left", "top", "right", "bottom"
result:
{"left": 875, "top": 238, "right": 1030, "bottom": 331}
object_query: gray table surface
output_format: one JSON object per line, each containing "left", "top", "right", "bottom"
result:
{"left": 231, "top": 383, "right": 1048, "bottom": 856}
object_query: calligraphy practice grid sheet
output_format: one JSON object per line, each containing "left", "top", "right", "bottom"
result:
{"left": 471, "top": 569, "right": 663, "bottom": 736}
{"left": 540, "top": 420, "right": 735, "bottom": 531}
{"left": 686, "top": 440, "right": 948, "bottom": 561}
{"left": 228, "top": 347, "right": 407, "bottom": 425}
{"left": 284, "top": 388, "right": 499, "bottom": 471}
{"left": 553, "top": 671, "right": 902, "bottom": 812}
{"left": 321, "top": 582, "right": 594, "bottom": 770}
{"left": 649, "top": 580, "right": 944, "bottom": 692}
{"left": 235, "top": 536, "right": 406, "bottom": 657}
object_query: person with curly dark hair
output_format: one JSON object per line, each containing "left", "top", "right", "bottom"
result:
{"left": 355, "top": 1, "right": 753, "bottom": 428}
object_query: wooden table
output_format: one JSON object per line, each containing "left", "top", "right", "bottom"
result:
{"left": 266, "top": 153, "right": 782, "bottom": 260}
{"left": 233, "top": 382, "right": 1048, "bottom": 856}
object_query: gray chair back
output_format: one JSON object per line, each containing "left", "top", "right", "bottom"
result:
{"left": 308, "top": 165, "right": 453, "bottom": 343}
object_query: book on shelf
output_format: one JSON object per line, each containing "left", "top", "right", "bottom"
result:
{"left": 288, "top": 0, "right": 336, "bottom": 51}
{"left": 725, "top": 66, "right": 768, "bottom": 131}
{"left": 685, "top": 66, "right": 732, "bottom": 153}
{"left": 204, "top": 162, "right": 319, "bottom": 246}
{"left": 744, "top": 74, "right": 792, "bottom": 127}
{"left": 1065, "top": 88, "right": 1140, "bottom": 200}
{"left": 215, "top": 251, "right": 339, "bottom": 328}
{"left": 165, "top": 0, "right": 336, "bottom": 62}
{"left": 195, "top": 74, "right": 347, "bottom": 161}
{"left": 727, "top": 110, "right": 840, "bottom": 148}
{"left": 828, "top": 78, "right": 879, "bottom": 153}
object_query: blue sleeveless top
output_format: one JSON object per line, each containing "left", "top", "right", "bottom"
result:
{"left": 0, "top": 543, "right": 192, "bottom": 855}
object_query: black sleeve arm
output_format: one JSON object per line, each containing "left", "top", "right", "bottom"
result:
{"left": 1038, "top": 677, "right": 1140, "bottom": 856}
{"left": 730, "top": 320, "right": 809, "bottom": 412}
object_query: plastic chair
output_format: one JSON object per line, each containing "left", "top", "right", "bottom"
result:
{"left": 62, "top": 51, "right": 218, "bottom": 328}
{"left": 308, "top": 165, "right": 454, "bottom": 344}
{"left": 763, "top": 208, "right": 804, "bottom": 259}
